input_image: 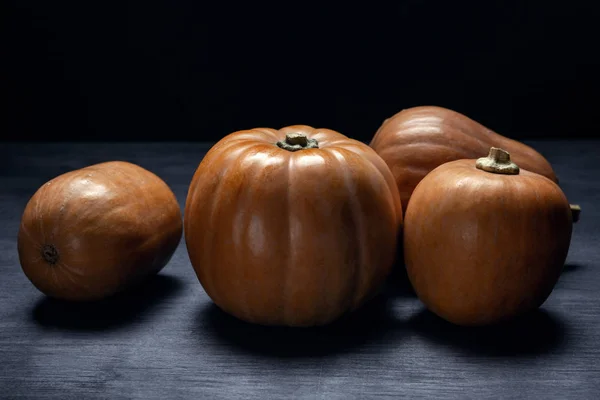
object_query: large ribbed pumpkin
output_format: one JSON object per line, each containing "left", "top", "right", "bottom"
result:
{"left": 370, "top": 106, "right": 558, "bottom": 214}
{"left": 184, "top": 125, "right": 402, "bottom": 327}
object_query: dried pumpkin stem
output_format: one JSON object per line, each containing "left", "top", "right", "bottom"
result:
{"left": 477, "top": 148, "right": 581, "bottom": 223}
{"left": 276, "top": 133, "right": 319, "bottom": 152}
{"left": 41, "top": 244, "right": 59, "bottom": 265}
{"left": 570, "top": 204, "right": 581, "bottom": 223}
{"left": 476, "top": 147, "right": 520, "bottom": 175}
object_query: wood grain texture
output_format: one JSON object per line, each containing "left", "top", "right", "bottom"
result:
{"left": 0, "top": 141, "right": 599, "bottom": 399}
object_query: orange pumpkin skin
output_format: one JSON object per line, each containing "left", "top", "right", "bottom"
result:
{"left": 184, "top": 125, "right": 402, "bottom": 327}
{"left": 18, "top": 161, "right": 183, "bottom": 301}
{"left": 403, "top": 153, "right": 572, "bottom": 326}
{"left": 370, "top": 106, "right": 558, "bottom": 214}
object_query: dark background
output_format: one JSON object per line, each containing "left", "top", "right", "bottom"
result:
{"left": 2, "top": 1, "right": 599, "bottom": 143}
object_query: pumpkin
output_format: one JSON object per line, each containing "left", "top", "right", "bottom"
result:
{"left": 17, "top": 161, "right": 183, "bottom": 301}
{"left": 184, "top": 125, "right": 402, "bottom": 327}
{"left": 369, "top": 106, "right": 559, "bottom": 215}
{"left": 403, "top": 147, "right": 572, "bottom": 326}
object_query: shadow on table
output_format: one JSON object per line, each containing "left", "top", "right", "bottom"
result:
{"left": 562, "top": 263, "right": 584, "bottom": 274}
{"left": 197, "top": 294, "right": 404, "bottom": 358}
{"left": 407, "top": 307, "right": 568, "bottom": 357}
{"left": 383, "top": 259, "right": 416, "bottom": 298}
{"left": 31, "top": 274, "right": 183, "bottom": 331}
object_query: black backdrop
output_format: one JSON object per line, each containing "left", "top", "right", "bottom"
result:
{"left": 3, "top": 1, "right": 599, "bottom": 143}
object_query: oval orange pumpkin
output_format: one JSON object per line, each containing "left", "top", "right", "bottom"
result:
{"left": 370, "top": 106, "right": 558, "bottom": 214}
{"left": 184, "top": 125, "right": 402, "bottom": 327}
{"left": 403, "top": 148, "right": 572, "bottom": 326}
{"left": 18, "top": 161, "right": 183, "bottom": 301}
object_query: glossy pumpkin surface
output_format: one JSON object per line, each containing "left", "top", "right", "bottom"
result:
{"left": 403, "top": 148, "right": 572, "bottom": 326}
{"left": 370, "top": 106, "right": 558, "bottom": 213}
{"left": 185, "top": 125, "right": 402, "bottom": 327}
{"left": 18, "top": 161, "right": 183, "bottom": 301}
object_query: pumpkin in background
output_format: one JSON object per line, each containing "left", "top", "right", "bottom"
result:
{"left": 403, "top": 147, "right": 572, "bottom": 326}
{"left": 369, "top": 106, "right": 559, "bottom": 214}
{"left": 18, "top": 161, "right": 183, "bottom": 301}
{"left": 185, "top": 125, "right": 402, "bottom": 327}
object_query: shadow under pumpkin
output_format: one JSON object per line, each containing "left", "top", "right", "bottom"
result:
{"left": 195, "top": 292, "right": 567, "bottom": 359}
{"left": 31, "top": 274, "right": 183, "bottom": 331}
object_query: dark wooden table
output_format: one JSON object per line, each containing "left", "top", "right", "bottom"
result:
{"left": 1, "top": 141, "right": 599, "bottom": 399}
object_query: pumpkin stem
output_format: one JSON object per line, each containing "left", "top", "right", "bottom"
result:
{"left": 570, "top": 204, "right": 581, "bottom": 223}
{"left": 476, "top": 147, "right": 520, "bottom": 175}
{"left": 276, "top": 133, "right": 319, "bottom": 152}
{"left": 41, "top": 244, "right": 59, "bottom": 265}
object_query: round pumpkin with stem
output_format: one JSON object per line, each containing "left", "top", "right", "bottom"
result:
{"left": 184, "top": 125, "right": 403, "bottom": 327}
{"left": 17, "top": 161, "right": 183, "bottom": 301}
{"left": 403, "top": 147, "right": 573, "bottom": 326}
